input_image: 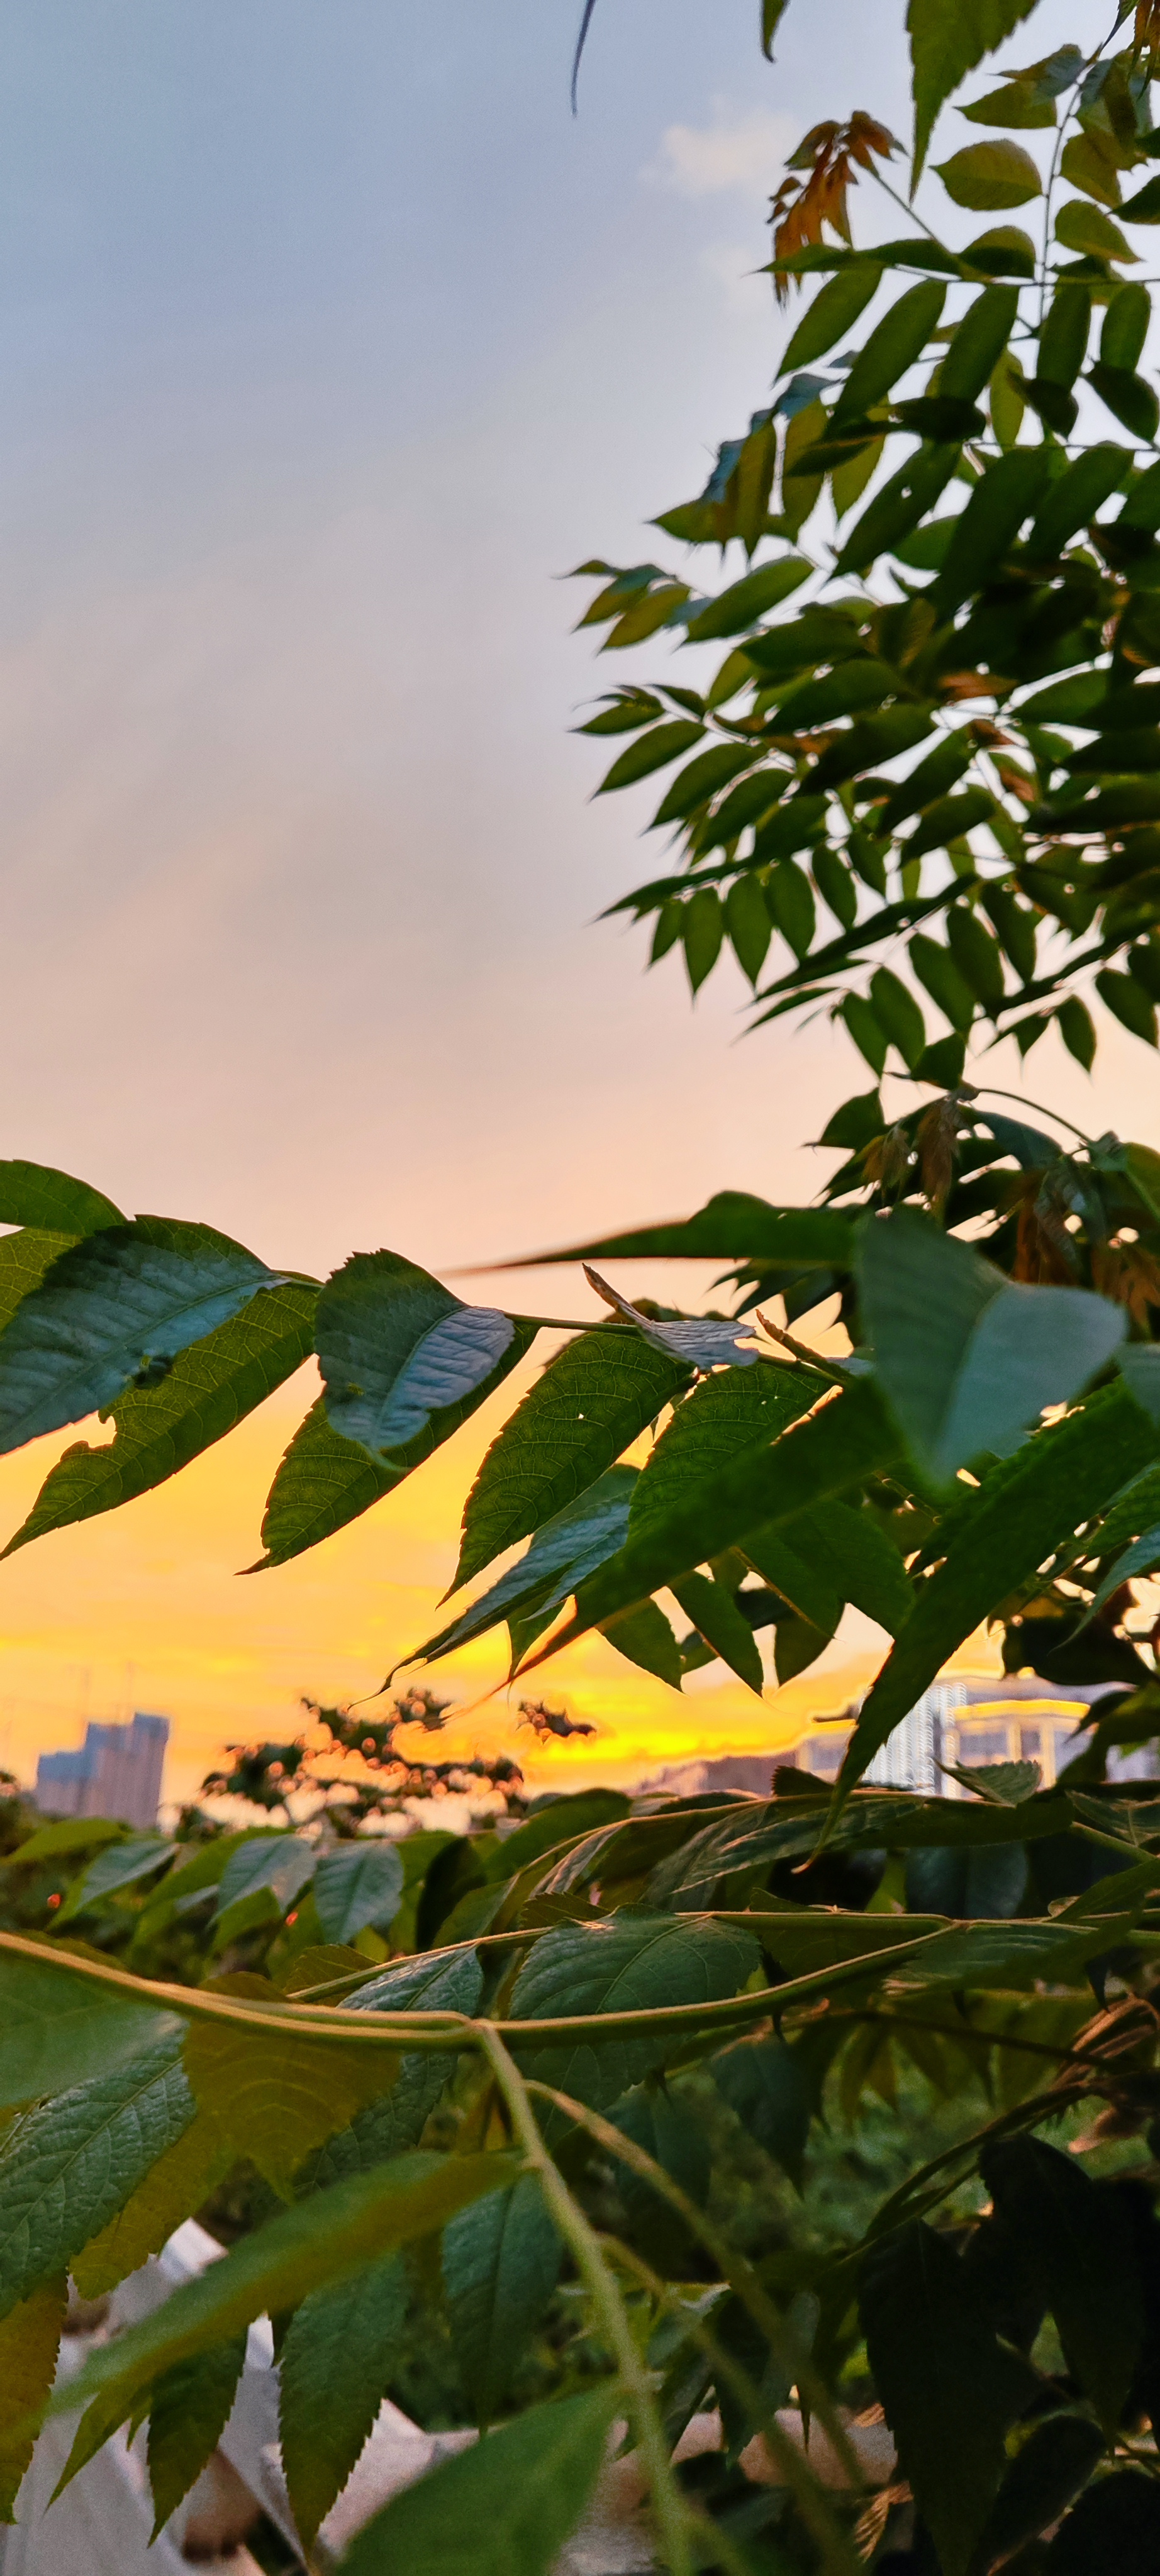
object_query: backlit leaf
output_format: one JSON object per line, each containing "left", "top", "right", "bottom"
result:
{"left": 0, "top": 2276, "right": 67, "bottom": 2520}
{"left": 509, "top": 1915, "right": 759, "bottom": 2110}
{"left": 980, "top": 2136, "right": 1143, "bottom": 2431}
{"left": 0, "top": 2033, "right": 195, "bottom": 2321}
{"left": 249, "top": 1396, "right": 398, "bottom": 1571}
{"left": 147, "top": 2334, "right": 247, "bottom": 2538}
{"left": 594, "top": 719, "right": 704, "bottom": 795}
{"left": 182, "top": 1990, "right": 398, "bottom": 2197}
{"left": 455, "top": 1332, "right": 686, "bottom": 1591}
{"left": 934, "top": 138, "right": 1043, "bottom": 209}
{"left": 314, "top": 1842, "right": 405, "bottom": 1945}
{"left": 0, "top": 1944, "right": 179, "bottom": 2106}
{"left": 909, "top": 0, "right": 1043, "bottom": 182}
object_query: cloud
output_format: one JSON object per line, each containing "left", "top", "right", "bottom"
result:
{"left": 646, "top": 103, "right": 798, "bottom": 206}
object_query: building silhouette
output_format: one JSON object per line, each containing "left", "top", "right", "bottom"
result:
{"left": 35, "top": 1712, "right": 169, "bottom": 1831}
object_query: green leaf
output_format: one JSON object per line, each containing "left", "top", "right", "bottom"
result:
{"left": 683, "top": 886, "right": 724, "bottom": 992}
{"left": 741, "top": 1524, "right": 841, "bottom": 1636}
{"left": 908, "top": 0, "right": 1043, "bottom": 182}
{"left": 628, "top": 1363, "right": 817, "bottom": 1548}
{"left": 710, "top": 2035, "right": 810, "bottom": 2185}
{"left": 509, "top": 1916, "right": 759, "bottom": 2111}
{"left": 841, "top": 1380, "right": 1156, "bottom": 1798}
{"left": 0, "top": 1162, "right": 121, "bottom": 1233}
{"left": 940, "top": 283, "right": 1021, "bottom": 399}
{"left": 933, "top": 445, "right": 1052, "bottom": 608}
{"left": 214, "top": 1835, "right": 318, "bottom": 1924}
{"left": 1057, "top": 198, "right": 1136, "bottom": 262}
{"left": 766, "top": 857, "right": 816, "bottom": 958}
{"left": 1098, "top": 967, "right": 1158, "bottom": 1043}
{"left": 1103, "top": 282, "right": 1151, "bottom": 371}
{"left": 0, "top": 2033, "right": 194, "bottom": 2321}
{"left": 53, "top": 2150, "right": 518, "bottom": 2460}
{"left": 0, "top": 2276, "right": 67, "bottom": 2519}
{"left": 0, "top": 1218, "right": 284, "bottom": 1455}
{"left": 1093, "top": 363, "right": 1154, "bottom": 443}
{"left": 960, "top": 78, "right": 1054, "bottom": 130}
{"left": 789, "top": 1497, "right": 914, "bottom": 1635}
{"left": 905, "top": 787, "right": 996, "bottom": 863}
{"left": 249, "top": 1396, "right": 397, "bottom": 1572}
{"left": 553, "top": 1377, "right": 901, "bottom": 1653}
{"left": 279, "top": 2253, "right": 409, "bottom": 2550}
{"left": 908, "top": 933, "right": 978, "bottom": 1032}
{"left": 842, "top": 992, "right": 888, "bottom": 1074}
{"left": 652, "top": 743, "right": 760, "bottom": 829}
{"left": 147, "top": 2334, "right": 247, "bottom": 2538}
{"left": 581, "top": 1267, "right": 762, "bottom": 1372}
{"left": 684, "top": 559, "right": 810, "bottom": 641}
{"left": 308, "top": 1952, "right": 486, "bottom": 2187}
{"left": 935, "top": 139, "right": 1042, "bottom": 209}
{"left": 670, "top": 1569, "right": 765, "bottom": 1694}
{"left": 443, "top": 2176, "right": 562, "bottom": 2430}
{"left": 314, "top": 1843, "right": 405, "bottom": 1945}
{"left": 725, "top": 874, "right": 772, "bottom": 985}
{"left": 602, "top": 1596, "right": 684, "bottom": 1686}
{"left": 1118, "top": 173, "right": 1160, "bottom": 225}
{"left": 879, "top": 733, "right": 974, "bottom": 831}
{"left": 859, "top": 1208, "right": 1127, "bottom": 1485}
{"left": 869, "top": 965, "right": 927, "bottom": 1068}
{"left": 860, "top": 2221, "right": 1034, "bottom": 2576}
{"left": 947, "top": 906, "right": 1007, "bottom": 1010}
{"left": 980, "top": 2136, "right": 1143, "bottom": 2430}
{"left": 3, "top": 1284, "right": 318, "bottom": 1560}
{"left": 1039, "top": 280, "right": 1091, "bottom": 392}
{"left": 455, "top": 1333, "right": 687, "bottom": 1591}
{"left": 808, "top": 704, "right": 935, "bottom": 793}
{"left": 835, "top": 440, "right": 962, "bottom": 575}
{"left": 4, "top": 1816, "right": 125, "bottom": 1866}
{"left": 338, "top": 2386, "right": 618, "bottom": 2576}
{"left": 594, "top": 719, "right": 705, "bottom": 794}
{"left": 56, "top": 1835, "right": 173, "bottom": 1924}
{"left": 1043, "top": 2467, "right": 1160, "bottom": 2565}
{"left": 316, "top": 1252, "right": 534, "bottom": 1463}
{"left": 976, "top": 2416, "right": 1105, "bottom": 2572}
{"left": 398, "top": 1468, "right": 637, "bottom": 1674}
{"left": 574, "top": 691, "right": 662, "bottom": 737}
{"left": 781, "top": 265, "right": 882, "bottom": 372}
{"left": 1058, "top": 993, "right": 1097, "bottom": 1067}
{"left": 0, "top": 1945, "right": 179, "bottom": 2106}
{"left": 506, "top": 1199, "right": 852, "bottom": 1270}
{"left": 834, "top": 280, "right": 947, "bottom": 421}
{"left": 1027, "top": 442, "right": 1132, "bottom": 556}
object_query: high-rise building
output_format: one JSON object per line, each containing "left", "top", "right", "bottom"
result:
{"left": 35, "top": 1712, "right": 169, "bottom": 1831}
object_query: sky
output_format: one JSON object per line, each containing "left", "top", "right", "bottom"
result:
{"left": 0, "top": 0, "right": 1151, "bottom": 1804}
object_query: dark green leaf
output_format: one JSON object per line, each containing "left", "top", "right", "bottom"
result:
{"left": 1118, "top": 174, "right": 1160, "bottom": 223}
{"left": 879, "top": 733, "right": 974, "bottom": 831}
{"left": 859, "top": 1208, "right": 1125, "bottom": 1485}
{"left": 455, "top": 1333, "right": 686, "bottom": 1592}
{"left": 0, "top": 1219, "right": 284, "bottom": 1453}
{"left": 909, "top": 932, "right": 978, "bottom": 1031}
{"left": 399, "top": 1467, "right": 637, "bottom": 1672}
{"left": 147, "top": 2334, "right": 247, "bottom": 2538}
{"left": 981, "top": 2138, "right": 1142, "bottom": 2429}
{"left": 550, "top": 1378, "right": 901, "bottom": 1653}
{"left": 248, "top": 1396, "right": 397, "bottom": 1572}
{"left": 1028, "top": 443, "right": 1132, "bottom": 556}
{"left": 0, "top": 2279, "right": 67, "bottom": 2520}
{"left": 834, "top": 280, "right": 947, "bottom": 420}
{"left": 1102, "top": 282, "right": 1151, "bottom": 370}
{"left": 869, "top": 965, "right": 927, "bottom": 1067}
{"left": 279, "top": 2254, "right": 409, "bottom": 2550}
{"left": 710, "top": 2034, "right": 810, "bottom": 2185}
{"left": 652, "top": 743, "right": 760, "bottom": 828}
{"left": 933, "top": 445, "right": 1052, "bottom": 608}
{"left": 501, "top": 1199, "right": 853, "bottom": 1269}
{"left": 508, "top": 1916, "right": 759, "bottom": 2110}
{"left": 593, "top": 719, "right": 705, "bottom": 795}
{"left": 56, "top": 1835, "right": 173, "bottom": 1924}
{"left": 670, "top": 1569, "right": 765, "bottom": 1693}
{"left": 443, "top": 2177, "right": 562, "bottom": 2429}
{"left": 766, "top": 857, "right": 816, "bottom": 958}
{"left": 684, "top": 559, "right": 810, "bottom": 641}
{"left": 315, "top": 1843, "right": 405, "bottom": 1945}
{"left": 835, "top": 440, "right": 962, "bottom": 575}
{"left": 978, "top": 2415, "right": 1103, "bottom": 2567}
{"left": 861, "top": 2221, "right": 1034, "bottom": 2576}
{"left": 807, "top": 704, "right": 934, "bottom": 793}
{"left": 628, "top": 1363, "right": 817, "bottom": 1548}
{"left": 4, "top": 1284, "right": 317, "bottom": 1560}
{"left": 338, "top": 2387, "right": 618, "bottom": 2576}
{"left": 683, "top": 886, "right": 724, "bottom": 991}
{"left": 601, "top": 1597, "right": 684, "bottom": 1686}
{"left": 1097, "top": 967, "right": 1158, "bottom": 1043}
{"left": 725, "top": 874, "right": 772, "bottom": 984}
{"left": 316, "top": 1252, "right": 533, "bottom": 1463}
{"left": 1047, "top": 2468, "right": 1160, "bottom": 2570}
{"left": 0, "top": 1162, "right": 121, "bottom": 1233}
{"left": 841, "top": 1380, "right": 1156, "bottom": 1797}
{"left": 781, "top": 265, "right": 882, "bottom": 371}
{"left": 214, "top": 1835, "right": 318, "bottom": 1924}
{"left": 310, "top": 1952, "right": 485, "bottom": 2185}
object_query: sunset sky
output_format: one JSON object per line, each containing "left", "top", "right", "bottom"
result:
{"left": 0, "top": 0, "right": 1151, "bottom": 1806}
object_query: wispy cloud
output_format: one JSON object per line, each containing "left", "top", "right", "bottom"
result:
{"left": 645, "top": 102, "right": 798, "bottom": 206}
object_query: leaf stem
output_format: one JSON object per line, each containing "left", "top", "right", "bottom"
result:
{"left": 477, "top": 2024, "right": 694, "bottom": 2576}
